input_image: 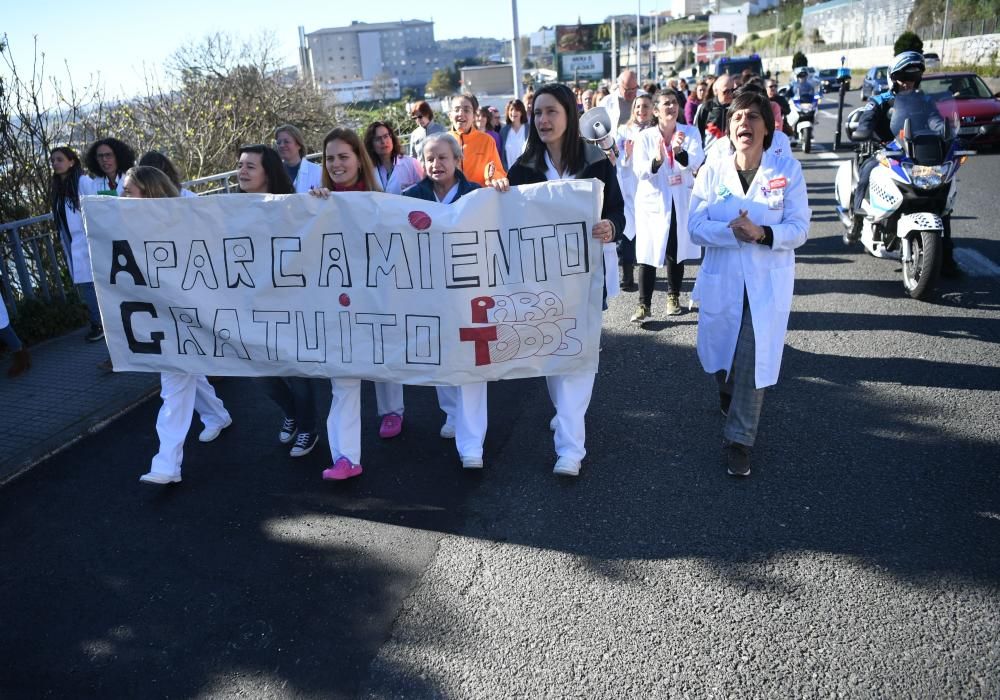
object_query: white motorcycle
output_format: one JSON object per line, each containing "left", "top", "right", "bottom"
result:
{"left": 787, "top": 92, "right": 821, "bottom": 153}
{"left": 835, "top": 119, "right": 972, "bottom": 299}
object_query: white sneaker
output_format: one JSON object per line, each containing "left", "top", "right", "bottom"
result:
{"left": 461, "top": 455, "right": 484, "bottom": 469}
{"left": 198, "top": 416, "right": 232, "bottom": 443}
{"left": 440, "top": 423, "right": 456, "bottom": 439}
{"left": 549, "top": 416, "right": 558, "bottom": 431}
{"left": 139, "top": 471, "right": 181, "bottom": 484}
{"left": 553, "top": 456, "right": 581, "bottom": 477}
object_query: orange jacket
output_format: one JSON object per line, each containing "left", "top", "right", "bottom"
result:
{"left": 449, "top": 129, "right": 507, "bottom": 186}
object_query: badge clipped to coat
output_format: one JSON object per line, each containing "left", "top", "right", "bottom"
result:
{"left": 764, "top": 176, "right": 786, "bottom": 210}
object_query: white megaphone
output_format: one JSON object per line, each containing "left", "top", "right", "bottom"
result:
{"left": 580, "top": 106, "right": 619, "bottom": 158}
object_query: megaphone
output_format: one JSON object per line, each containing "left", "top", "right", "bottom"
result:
{"left": 580, "top": 106, "right": 619, "bottom": 158}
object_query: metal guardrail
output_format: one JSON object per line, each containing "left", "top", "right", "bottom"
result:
{"left": 1, "top": 154, "right": 323, "bottom": 319}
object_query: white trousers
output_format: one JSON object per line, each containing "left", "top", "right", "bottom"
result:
{"left": 436, "top": 383, "right": 488, "bottom": 459}
{"left": 546, "top": 373, "right": 595, "bottom": 462}
{"left": 150, "top": 373, "right": 230, "bottom": 477}
{"left": 375, "top": 382, "right": 404, "bottom": 416}
{"left": 328, "top": 378, "right": 362, "bottom": 464}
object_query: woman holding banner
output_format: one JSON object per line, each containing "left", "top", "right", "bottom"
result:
{"left": 402, "top": 132, "right": 488, "bottom": 469}
{"left": 126, "top": 166, "right": 234, "bottom": 485}
{"left": 309, "top": 127, "right": 406, "bottom": 481}
{"left": 493, "top": 83, "right": 625, "bottom": 477}
{"left": 237, "top": 145, "right": 324, "bottom": 459}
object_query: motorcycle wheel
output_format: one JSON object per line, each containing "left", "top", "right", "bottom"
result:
{"left": 803, "top": 129, "right": 812, "bottom": 153}
{"left": 902, "top": 231, "right": 942, "bottom": 300}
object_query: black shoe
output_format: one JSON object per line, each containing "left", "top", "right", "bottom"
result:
{"left": 85, "top": 325, "right": 104, "bottom": 342}
{"left": 619, "top": 281, "right": 638, "bottom": 292}
{"left": 844, "top": 215, "right": 863, "bottom": 243}
{"left": 724, "top": 441, "right": 751, "bottom": 477}
{"left": 719, "top": 392, "right": 732, "bottom": 417}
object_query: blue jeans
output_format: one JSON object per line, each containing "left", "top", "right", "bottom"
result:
{"left": 77, "top": 282, "right": 101, "bottom": 327}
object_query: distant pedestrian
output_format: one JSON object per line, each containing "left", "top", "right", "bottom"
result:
{"left": 50, "top": 147, "right": 103, "bottom": 343}
{"left": 126, "top": 166, "right": 233, "bottom": 485}
{"left": 83, "top": 137, "right": 135, "bottom": 196}
{"left": 476, "top": 106, "right": 503, "bottom": 154}
{"left": 274, "top": 124, "right": 323, "bottom": 193}
{"left": 499, "top": 98, "right": 529, "bottom": 170}
{"left": 408, "top": 101, "right": 445, "bottom": 160}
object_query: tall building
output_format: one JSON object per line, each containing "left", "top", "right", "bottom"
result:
{"left": 301, "top": 20, "right": 446, "bottom": 95}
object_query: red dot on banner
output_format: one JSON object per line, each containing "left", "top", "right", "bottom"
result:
{"left": 408, "top": 210, "right": 432, "bottom": 230}
{"left": 339, "top": 294, "right": 350, "bottom": 307}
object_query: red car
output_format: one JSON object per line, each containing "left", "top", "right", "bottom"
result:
{"left": 921, "top": 72, "right": 1000, "bottom": 148}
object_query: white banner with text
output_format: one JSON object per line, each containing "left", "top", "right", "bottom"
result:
{"left": 82, "top": 181, "right": 605, "bottom": 384}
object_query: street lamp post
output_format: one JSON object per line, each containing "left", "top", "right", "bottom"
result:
{"left": 511, "top": 0, "right": 522, "bottom": 99}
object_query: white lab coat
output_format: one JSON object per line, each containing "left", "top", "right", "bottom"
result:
{"left": 688, "top": 149, "right": 810, "bottom": 389}
{"left": 293, "top": 159, "right": 323, "bottom": 193}
{"left": 57, "top": 175, "right": 93, "bottom": 284}
{"left": 376, "top": 156, "right": 424, "bottom": 195}
{"left": 632, "top": 123, "right": 705, "bottom": 266}
{"left": 614, "top": 122, "right": 648, "bottom": 241}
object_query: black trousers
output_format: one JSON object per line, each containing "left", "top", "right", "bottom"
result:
{"left": 638, "top": 203, "right": 683, "bottom": 306}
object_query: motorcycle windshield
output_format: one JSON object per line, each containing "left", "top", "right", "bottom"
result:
{"left": 890, "top": 90, "right": 947, "bottom": 140}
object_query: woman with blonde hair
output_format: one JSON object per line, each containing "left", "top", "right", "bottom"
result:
{"left": 127, "top": 166, "right": 234, "bottom": 485}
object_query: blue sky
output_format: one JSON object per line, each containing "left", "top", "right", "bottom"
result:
{"left": 4, "top": 1, "right": 651, "bottom": 102}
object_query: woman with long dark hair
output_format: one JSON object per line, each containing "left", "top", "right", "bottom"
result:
{"left": 50, "top": 146, "right": 103, "bottom": 341}
{"left": 495, "top": 83, "right": 625, "bottom": 477}
{"left": 363, "top": 121, "right": 423, "bottom": 194}
{"left": 235, "top": 144, "right": 324, "bottom": 459}
{"left": 128, "top": 166, "right": 234, "bottom": 484}
{"left": 138, "top": 151, "right": 196, "bottom": 197}
{"left": 498, "top": 98, "right": 528, "bottom": 171}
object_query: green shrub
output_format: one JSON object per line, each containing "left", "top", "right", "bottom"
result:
{"left": 8, "top": 292, "right": 88, "bottom": 347}
{"left": 894, "top": 31, "right": 924, "bottom": 55}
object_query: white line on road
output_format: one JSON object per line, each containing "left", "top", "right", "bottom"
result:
{"left": 954, "top": 248, "right": 1000, "bottom": 277}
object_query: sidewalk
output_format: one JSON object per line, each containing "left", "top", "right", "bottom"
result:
{"left": 0, "top": 327, "right": 160, "bottom": 484}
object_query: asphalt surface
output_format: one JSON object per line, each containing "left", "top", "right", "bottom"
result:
{"left": 1, "top": 91, "right": 998, "bottom": 699}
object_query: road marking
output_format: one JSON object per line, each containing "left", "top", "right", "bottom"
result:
{"left": 954, "top": 248, "right": 1000, "bottom": 277}
{"left": 815, "top": 152, "right": 849, "bottom": 162}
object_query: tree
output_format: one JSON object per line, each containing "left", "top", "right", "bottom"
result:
{"left": 425, "top": 68, "right": 455, "bottom": 97}
{"left": 792, "top": 51, "right": 808, "bottom": 68}
{"left": 894, "top": 31, "right": 924, "bottom": 56}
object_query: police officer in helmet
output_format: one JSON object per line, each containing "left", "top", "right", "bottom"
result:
{"left": 847, "top": 51, "right": 955, "bottom": 273}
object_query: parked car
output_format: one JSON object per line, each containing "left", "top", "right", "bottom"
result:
{"left": 922, "top": 71, "right": 1000, "bottom": 148}
{"left": 843, "top": 71, "right": 1000, "bottom": 148}
{"left": 861, "top": 65, "right": 890, "bottom": 100}
{"left": 923, "top": 52, "right": 941, "bottom": 70}
{"left": 818, "top": 68, "right": 840, "bottom": 91}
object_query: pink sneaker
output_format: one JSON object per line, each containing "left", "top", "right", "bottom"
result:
{"left": 378, "top": 412, "right": 403, "bottom": 439}
{"left": 322, "top": 457, "right": 363, "bottom": 481}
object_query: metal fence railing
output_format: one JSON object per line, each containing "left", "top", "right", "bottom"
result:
{"left": 1, "top": 154, "right": 323, "bottom": 320}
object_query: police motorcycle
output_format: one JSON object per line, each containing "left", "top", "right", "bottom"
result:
{"left": 835, "top": 116, "right": 973, "bottom": 299}
{"left": 783, "top": 72, "right": 822, "bottom": 153}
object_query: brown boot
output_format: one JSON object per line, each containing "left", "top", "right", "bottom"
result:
{"left": 7, "top": 349, "right": 30, "bottom": 378}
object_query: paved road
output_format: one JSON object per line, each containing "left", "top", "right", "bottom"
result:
{"left": 1, "top": 92, "right": 998, "bottom": 698}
